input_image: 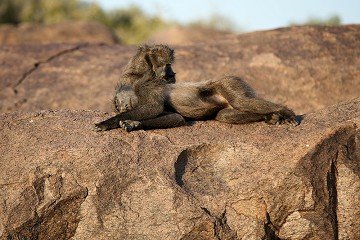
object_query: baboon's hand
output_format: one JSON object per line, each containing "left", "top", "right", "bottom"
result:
{"left": 265, "top": 108, "right": 299, "bottom": 126}
{"left": 119, "top": 120, "right": 142, "bottom": 132}
{"left": 94, "top": 115, "right": 123, "bottom": 131}
{"left": 94, "top": 122, "right": 111, "bottom": 131}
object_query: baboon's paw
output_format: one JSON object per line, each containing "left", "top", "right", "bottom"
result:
{"left": 119, "top": 120, "right": 133, "bottom": 132}
{"left": 265, "top": 113, "right": 281, "bottom": 125}
{"left": 265, "top": 109, "right": 299, "bottom": 126}
{"left": 284, "top": 118, "right": 300, "bottom": 126}
{"left": 119, "top": 120, "right": 142, "bottom": 132}
{"left": 280, "top": 109, "right": 299, "bottom": 126}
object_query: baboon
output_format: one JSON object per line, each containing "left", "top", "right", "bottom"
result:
{"left": 95, "top": 44, "right": 185, "bottom": 131}
{"left": 164, "top": 76, "right": 298, "bottom": 125}
{"left": 113, "top": 44, "right": 176, "bottom": 113}
{"left": 110, "top": 75, "right": 298, "bottom": 130}
{"left": 95, "top": 45, "right": 298, "bottom": 132}
{"left": 119, "top": 44, "right": 176, "bottom": 86}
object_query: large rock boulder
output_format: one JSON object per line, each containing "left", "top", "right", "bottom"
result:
{"left": 0, "top": 24, "right": 359, "bottom": 239}
{"left": 0, "top": 25, "right": 359, "bottom": 114}
{"left": 0, "top": 98, "right": 359, "bottom": 239}
{"left": 0, "top": 21, "right": 120, "bottom": 45}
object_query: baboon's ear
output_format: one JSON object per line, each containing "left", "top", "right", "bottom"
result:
{"left": 138, "top": 44, "right": 149, "bottom": 52}
{"left": 144, "top": 52, "right": 154, "bottom": 69}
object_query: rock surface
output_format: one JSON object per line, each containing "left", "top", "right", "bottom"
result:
{"left": 0, "top": 21, "right": 120, "bottom": 45}
{"left": 0, "top": 25, "right": 359, "bottom": 114}
{"left": 147, "top": 26, "right": 234, "bottom": 45}
{"left": 0, "top": 98, "right": 359, "bottom": 239}
{"left": 0, "top": 24, "right": 360, "bottom": 239}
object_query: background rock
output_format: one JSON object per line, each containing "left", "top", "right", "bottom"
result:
{"left": 147, "top": 26, "right": 234, "bottom": 45}
{"left": 0, "top": 25, "right": 359, "bottom": 114}
{"left": 0, "top": 98, "right": 359, "bottom": 239}
{"left": 0, "top": 21, "right": 120, "bottom": 45}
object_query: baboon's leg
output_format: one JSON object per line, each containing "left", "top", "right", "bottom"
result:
{"left": 94, "top": 104, "right": 164, "bottom": 131}
{"left": 226, "top": 98, "right": 298, "bottom": 125}
{"left": 216, "top": 77, "right": 293, "bottom": 114}
{"left": 120, "top": 112, "right": 185, "bottom": 131}
{"left": 227, "top": 97, "right": 284, "bottom": 114}
{"left": 215, "top": 108, "right": 265, "bottom": 124}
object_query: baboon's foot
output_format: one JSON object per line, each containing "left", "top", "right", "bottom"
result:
{"left": 265, "top": 109, "right": 299, "bottom": 126}
{"left": 119, "top": 120, "right": 142, "bottom": 132}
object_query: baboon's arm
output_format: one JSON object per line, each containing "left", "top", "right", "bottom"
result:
{"left": 140, "top": 112, "right": 185, "bottom": 129}
{"left": 95, "top": 104, "right": 164, "bottom": 131}
{"left": 119, "top": 112, "right": 185, "bottom": 131}
{"left": 215, "top": 108, "right": 266, "bottom": 124}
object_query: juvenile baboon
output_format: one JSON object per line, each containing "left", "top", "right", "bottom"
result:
{"left": 120, "top": 44, "right": 176, "bottom": 86}
{"left": 95, "top": 44, "right": 185, "bottom": 131}
{"left": 96, "top": 45, "right": 298, "bottom": 132}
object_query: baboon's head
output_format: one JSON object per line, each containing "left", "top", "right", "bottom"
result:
{"left": 148, "top": 45, "right": 176, "bottom": 83}
{"left": 113, "top": 85, "right": 139, "bottom": 113}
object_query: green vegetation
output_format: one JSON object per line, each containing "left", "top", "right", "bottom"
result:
{"left": 188, "top": 13, "right": 237, "bottom": 32}
{"left": 0, "top": 0, "right": 240, "bottom": 44}
{"left": 0, "top": 0, "right": 105, "bottom": 24}
{"left": 105, "top": 6, "right": 172, "bottom": 44}
{"left": 289, "top": 15, "right": 341, "bottom": 27}
{"left": 0, "top": 0, "right": 170, "bottom": 44}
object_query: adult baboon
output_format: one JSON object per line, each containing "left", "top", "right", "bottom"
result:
{"left": 164, "top": 76, "right": 298, "bottom": 126}
{"left": 95, "top": 45, "right": 298, "bottom": 132}
{"left": 113, "top": 44, "right": 176, "bottom": 113}
{"left": 95, "top": 44, "right": 185, "bottom": 131}
{"left": 108, "top": 75, "right": 298, "bottom": 130}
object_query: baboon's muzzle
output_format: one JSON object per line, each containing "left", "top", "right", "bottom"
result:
{"left": 164, "top": 64, "right": 176, "bottom": 83}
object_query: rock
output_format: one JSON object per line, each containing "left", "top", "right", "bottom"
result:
{"left": 0, "top": 25, "right": 359, "bottom": 114}
{"left": 0, "top": 21, "right": 120, "bottom": 45}
{"left": 0, "top": 43, "right": 133, "bottom": 113}
{"left": 147, "top": 26, "right": 234, "bottom": 45}
{"left": 0, "top": 24, "right": 359, "bottom": 239}
{"left": 0, "top": 98, "right": 359, "bottom": 239}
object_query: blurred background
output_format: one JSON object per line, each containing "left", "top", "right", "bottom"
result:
{"left": 0, "top": 0, "right": 359, "bottom": 45}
